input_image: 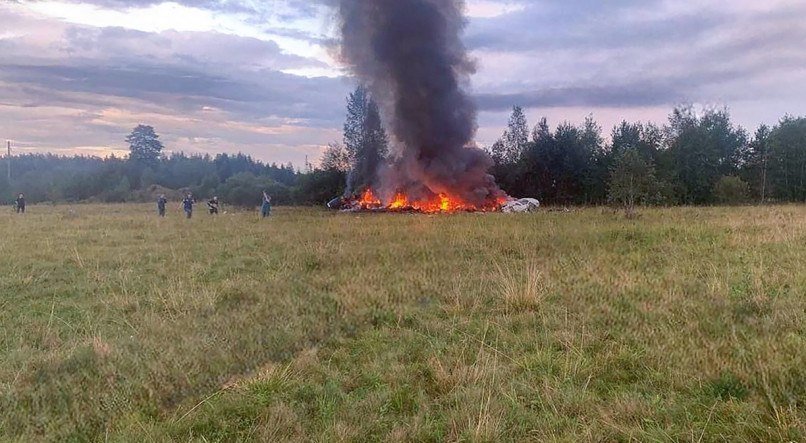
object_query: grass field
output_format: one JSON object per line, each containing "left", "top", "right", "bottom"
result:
{"left": 0, "top": 204, "right": 803, "bottom": 442}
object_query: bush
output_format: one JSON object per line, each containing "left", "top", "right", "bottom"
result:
{"left": 217, "top": 172, "right": 290, "bottom": 208}
{"left": 293, "top": 170, "right": 346, "bottom": 205}
{"left": 608, "top": 148, "right": 658, "bottom": 216}
{"left": 713, "top": 176, "right": 750, "bottom": 204}
{"left": 103, "top": 177, "right": 131, "bottom": 203}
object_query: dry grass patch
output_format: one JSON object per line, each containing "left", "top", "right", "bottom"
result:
{"left": 496, "top": 262, "right": 548, "bottom": 313}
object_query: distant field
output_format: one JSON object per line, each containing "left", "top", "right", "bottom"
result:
{"left": 0, "top": 204, "right": 803, "bottom": 441}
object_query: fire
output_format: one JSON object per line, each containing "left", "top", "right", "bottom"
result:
{"left": 389, "top": 192, "right": 408, "bottom": 209}
{"left": 354, "top": 188, "right": 506, "bottom": 213}
{"left": 439, "top": 194, "right": 450, "bottom": 211}
{"left": 358, "top": 188, "right": 382, "bottom": 209}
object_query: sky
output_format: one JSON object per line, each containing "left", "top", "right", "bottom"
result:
{"left": 1, "top": 0, "right": 805, "bottom": 165}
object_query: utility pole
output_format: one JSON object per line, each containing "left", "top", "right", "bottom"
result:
{"left": 6, "top": 140, "right": 10, "bottom": 183}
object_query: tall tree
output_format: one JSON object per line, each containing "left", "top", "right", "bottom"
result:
{"left": 611, "top": 121, "right": 664, "bottom": 164}
{"left": 579, "top": 115, "right": 606, "bottom": 203}
{"left": 553, "top": 122, "right": 586, "bottom": 204}
{"left": 768, "top": 116, "right": 806, "bottom": 202}
{"left": 494, "top": 106, "right": 529, "bottom": 165}
{"left": 358, "top": 99, "right": 388, "bottom": 184}
{"left": 491, "top": 106, "right": 531, "bottom": 195}
{"left": 739, "top": 124, "right": 772, "bottom": 202}
{"left": 665, "top": 106, "right": 747, "bottom": 204}
{"left": 523, "top": 117, "right": 556, "bottom": 202}
{"left": 126, "top": 125, "right": 164, "bottom": 165}
{"left": 343, "top": 86, "right": 388, "bottom": 193}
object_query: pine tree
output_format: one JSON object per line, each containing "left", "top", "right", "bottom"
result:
{"left": 740, "top": 124, "right": 771, "bottom": 202}
{"left": 579, "top": 115, "right": 605, "bottom": 203}
{"left": 126, "top": 125, "right": 164, "bottom": 165}
{"left": 342, "top": 86, "right": 389, "bottom": 193}
{"left": 523, "top": 117, "right": 555, "bottom": 201}
{"left": 768, "top": 116, "right": 806, "bottom": 202}
{"left": 344, "top": 86, "right": 369, "bottom": 164}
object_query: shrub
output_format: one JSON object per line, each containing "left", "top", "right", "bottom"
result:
{"left": 713, "top": 176, "right": 750, "bottom": 205}
{"left": 217, "top": 172, "right": 290, "bottom": 207}
{"left": 608, "top": 148, "right": 658, "bottom": 217}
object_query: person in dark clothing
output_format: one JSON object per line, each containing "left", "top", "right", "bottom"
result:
{"left": 207, "top": 196, "right": 220, "bottom": 215}
{"left": 181, "top": 193, "right": 194, "bottom": 219}
{"left": 157, "top": 194, "right": 168, "bottom": 217}
{"left": 15, "top": 193, "right": 25, "bottom": 214}
{"left": 261, "top": 191, "right": 272, "bottom": 218}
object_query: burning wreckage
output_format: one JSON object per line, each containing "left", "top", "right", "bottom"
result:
{"left": 330, "top": 0, "right": 539, "bottom": 215}
{"left": 328, "top": 190, "right": 540, "bottom": 214}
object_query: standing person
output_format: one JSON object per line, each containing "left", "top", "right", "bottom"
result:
{"left": 181, "top": 193, "right": 194, "bottom": 219}
{"left": 15, "top": 193, "right": 25, "bottom": 214}
{"left": 157, "top": 194, "right": 168, "bottom": 217}
{"left": 207, "top": 196, "right": 220, "bottom": 215}
{"left": 261, "top": 191, "right": 272, "bottom": 218}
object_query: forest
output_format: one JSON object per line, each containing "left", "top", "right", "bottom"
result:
{"left": 3, "top": 87, "right": 805, "bottom": 208}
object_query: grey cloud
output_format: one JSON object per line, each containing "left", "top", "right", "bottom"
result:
{"left": 468, "top": 10, "right": 726, "bottom": 53}
{"left": 22, "top": 0, "right": 327, "bottom": 19}
{"left": 1, "top": 63, "right": 348, "bottom": 124}
{"left": 474, "top": 45, "right": 806, "bottom": 111}
{"left": 23, "top": 0, "right": 257, "bottom": 13}
{"left": 0, "top": 12, "right": 346, "bottom": 123}
{"left": 60, "top": 26, "right": 325, "bottom": 72}
{"left": 4, "top": 0, "right": 806, "bottom": 162}
{"left": 468, "top": 0, "right": 806, "bottom": 112}
{"left": 475, "top": 82, "right": 686, "bottom": 111}
{"left": 468, "top": 0, "right": 676, "bottom": 52}
{"left": 0, "top": 3, "right": 350, "bottom": 163}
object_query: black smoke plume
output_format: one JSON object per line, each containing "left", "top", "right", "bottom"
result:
{"left": 337, "top": 0, "right": 506, "bottom": 206}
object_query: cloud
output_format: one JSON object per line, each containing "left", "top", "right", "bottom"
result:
{"left": 3, "top": 0, "right": 806, "bottom": 163}
{"left": 0, "top": 2, "right": 350, "bottom": 163}
{"left": 21, "top": 0, "right": 327, "bottom": 20}
{"left": 0, "top": 11, "right": 350, "bottom": 119}
{"left": 61, "top": 26, "right": 322, "bottom": 69}
{"left": 22, "top": 0, "right": 257, "bottom": 14}
{"left": 476, "top": 82, "right": 683, "bottom": 111}
{"left": 467, "top": 0, "right": 806, "bottom": 118}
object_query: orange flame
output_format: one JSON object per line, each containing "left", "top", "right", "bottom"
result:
{"left": 439, "top": 194, "right": 451, "bottom": 212}
{"left": 389, "top": 192, "right": 409, "bottom": 209}
{"left": 353, "top": 188, "right": 506, "bottom": 213}
{"left": 358, "top": 188, "right": 382, "bottom": 209}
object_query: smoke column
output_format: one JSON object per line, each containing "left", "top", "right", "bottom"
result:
{"left": 337, "top": 0, "right": 506, "bottom": 206}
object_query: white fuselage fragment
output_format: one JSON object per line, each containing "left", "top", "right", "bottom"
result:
{"left": 501, "top": 198, "right": 541, "bottom": 213}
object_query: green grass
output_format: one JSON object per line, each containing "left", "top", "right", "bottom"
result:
{"left": 0, "top": 204, "right": 803, "bottom": 441}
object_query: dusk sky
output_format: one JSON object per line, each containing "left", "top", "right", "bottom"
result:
{"left": 2, "top": 0, "right": 805, "bottom": 165}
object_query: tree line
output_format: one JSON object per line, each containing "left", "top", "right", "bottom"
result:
{"left": 0, "top": 86, "right": 387, "bottom": 208}
{"left": 2, "top": 88, "right": 805, "bottom": 208}
{"left": 0, "top": 126, "right": 344, "bottom": 207}
{"left": 489, "top": 105, "right": 806, "bottom": 207}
